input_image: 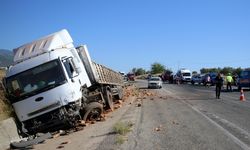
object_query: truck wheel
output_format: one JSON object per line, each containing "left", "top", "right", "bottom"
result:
{"left": 104, "top": 89, "right": 114, "bottom": 111}
{"left": 83, "top": 102, "right": 103, "bottom": 121}
{"left": 115, "top": 86, "right": 123, "bottom": 100}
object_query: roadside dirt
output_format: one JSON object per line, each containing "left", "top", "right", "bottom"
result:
{"left": 0, "top": 69, "right": 13, "bottom": 121}
{"left": 31, "top": 84, "right": 158, "bottom": 150}
{"left": 50, "top": 85, "right": 157, "bottom": 138}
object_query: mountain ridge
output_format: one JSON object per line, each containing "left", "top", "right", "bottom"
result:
{"left": 0, "top": 49, "right": 13, "bottom": 67}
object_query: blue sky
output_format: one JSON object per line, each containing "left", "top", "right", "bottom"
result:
{"left": 0, "top": 0, "right": 250, "bottom": 73}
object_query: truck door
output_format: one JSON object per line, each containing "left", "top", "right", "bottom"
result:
{"left": 62, "top": 57, "right": 82, "bottom": 103}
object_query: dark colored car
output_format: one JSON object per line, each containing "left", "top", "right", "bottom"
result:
{"left": 201, "top": 72, "right": 217, "bottom": 86}
{"left": 209, "top": 72, "right": 217, "bottom": 86}
{"left": 238, "top": 69, "right": 250, "bottom": 90}
{"left": 191, "top": 74, "right": 202, "bottom": 85}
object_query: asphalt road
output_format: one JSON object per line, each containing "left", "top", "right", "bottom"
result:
{"left": 121, "top": 80, "right": 250, "bottom": 150}
{"left": 32, "top": 80, "right": 250, "bottom": 150}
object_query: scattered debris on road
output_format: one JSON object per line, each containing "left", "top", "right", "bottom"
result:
{"left": 61, "top": 141, "right": 71, "bottom": 145}
{"left": 56, "top": 145, "right": 64, "bottom": 149}
{"left": 9, "top": 132, "right": 52, "bottom": 149}
{"left": 154, "top": 125, "right": 163, "bottom": 132}
{"left": 172, "top": 120, "right": 179, "bottom": 125}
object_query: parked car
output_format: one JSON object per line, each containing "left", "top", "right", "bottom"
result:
{"left": 191, "top": 74, "right": 202, "bottom": 85}
{"left": 175, "top": 69, "right": 192, "bottom": 83}
{"left": 209, "top": 72, "right": 217, "bottom": 86}
{"left": 201, "top": 74, "right": 211, "bottom": 86}
{"left": 201, "top": 72, "right": 217, "bottom": 86}
{"left": 148, "top": 77, "right": 163, "bottom": 89}
{"left": 238, "top": 69, "right": 250, "bottom": 90}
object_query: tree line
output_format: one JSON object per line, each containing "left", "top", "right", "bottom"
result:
{"left": 131, "top": 62, "right": 171, "bottom": 76}
{"left": 130, "top": 62, "right": 247, "bottom": 76}
{"left": 199, "top": 67, "right": 244, "bottom": 76}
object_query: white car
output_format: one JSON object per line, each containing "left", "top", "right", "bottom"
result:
{"left": 148, "top": 77, "right": 163, "bottom": 89}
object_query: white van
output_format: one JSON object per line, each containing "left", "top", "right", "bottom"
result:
{"left": 175, "top": 69, "right": 192, "bottom": 83}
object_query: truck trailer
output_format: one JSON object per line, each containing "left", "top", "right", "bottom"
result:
{"left": 2, "top": 29, "right": 124, "bottom": 137}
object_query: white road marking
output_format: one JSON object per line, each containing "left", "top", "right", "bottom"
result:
{"left": 208, "top": 113, "right": 250, "bottom": 138}
{"left": 162, "top": 87, "right": 250, "bottom": 150}
{"left": 183, "top": 100, "right": 250, "bottom": 150}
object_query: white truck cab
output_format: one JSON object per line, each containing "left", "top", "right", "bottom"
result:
{"left": 3, "top": 29, "right": 123, "bottom": 136}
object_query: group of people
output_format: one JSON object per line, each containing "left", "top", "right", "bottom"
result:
{"left": 214, "top": 73, "right": 234, "bottom": 99}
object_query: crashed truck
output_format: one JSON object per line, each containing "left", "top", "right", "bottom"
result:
{"left": 2, "top": 29, "right": 124, "bottom": 137}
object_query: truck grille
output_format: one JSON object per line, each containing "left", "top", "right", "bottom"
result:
{"left": 28, "top": 101, "right": 60, "bottom": 117}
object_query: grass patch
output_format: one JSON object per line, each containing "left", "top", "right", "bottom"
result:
{"left": 113, "top": 121, "right": 133, "bottom": 145}
{"left": 113, "top": 121, "right": 133, "bottom": 135}
{"left": 116, "top": 135, "right": 127, "bottom": 144}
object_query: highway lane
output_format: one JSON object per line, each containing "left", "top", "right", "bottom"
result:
{"left": 121, "top": 80, "right": 250, "bottom": 150}
{"left": 33, "top": 80, "right": 250, "bottom": 150}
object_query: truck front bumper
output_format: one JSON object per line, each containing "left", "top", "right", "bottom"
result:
{"left": 23, "top": 108, "right": 71, "bottom": 134}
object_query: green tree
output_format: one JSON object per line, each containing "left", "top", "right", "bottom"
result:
{"left": 151, "top": 62, "right": 165, "bottom": 74}
{"left": 192, "top": 71, "right": 198, "bottom": 75}
{"left": 200, "top": 68, "right": 221, "bottom": 74}
{"left": 232, "top": 67, "right": 242, "bottom": 76}
{"left": 221, "top": 67, "right": 234, "bottom": 75}
{"left": 135, "top": 68, "right": 146, "bottom": 76}
{"left": 200, "top": 68, "right": 208, "bottom": 74}
{"left": 132, "top": 68, "right": 137, "bottom": 74}
{"left": 164, "top": 68, "right": 173, "bottom": 75}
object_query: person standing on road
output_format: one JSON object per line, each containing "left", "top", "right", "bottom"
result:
{"left": 215, "top": 73, "right": 223, "bottom": 99}
{"left": 226, "top": 73, "right": 233, "bottom": 92}
{"left": 206, "top": 75, "right": 211, "bottom": 87}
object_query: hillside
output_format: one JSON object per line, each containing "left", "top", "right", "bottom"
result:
{"left": 0, "top": 69, "right": 12, "bottom": 121}
{"left": 0, "top": 49, "right": 13, "bottom": 67}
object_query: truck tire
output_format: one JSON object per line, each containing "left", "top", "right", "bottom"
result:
{"left": 83, "top": 102, "right": 103, "bottom": 121}
{"left": 104, "top": 88, "right": 114, "bottom": 111}
{"left": 115, "top": 86, "right": 123, "bottom": 100}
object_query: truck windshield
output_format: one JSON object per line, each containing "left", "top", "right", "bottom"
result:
{"left": 5, "top": 59, "right": 66, "bottom": 103}
{"left": 150, "top": 77, "right": 161, "bottom": 81}
{"left": 182, "top": 73, "right": 191, "bottom": 76}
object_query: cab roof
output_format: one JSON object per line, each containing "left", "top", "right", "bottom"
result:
{"left": 13, "top": 29, "right": 74, "bottom": 64}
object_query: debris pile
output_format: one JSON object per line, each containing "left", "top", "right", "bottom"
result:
{"left": 123, "top": 85, "right": 139, "bottom": 99}
{"left": 154, "top": 124, "right": 163, "bottom": 132}
{"left": 56, "top": 140, "right": 71, "bottom": 149}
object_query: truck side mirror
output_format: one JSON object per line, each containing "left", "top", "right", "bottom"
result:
{"left": 62, "top": 57, "right": 79, "bottom": 79}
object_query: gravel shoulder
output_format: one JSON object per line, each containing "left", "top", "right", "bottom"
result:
{"left": 33, "top": 95, "right": 137, "bottom": 150}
